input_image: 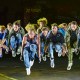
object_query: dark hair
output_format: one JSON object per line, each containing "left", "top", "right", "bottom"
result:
{"left": 13, "top": 21, "right": 21, "bottom": 27}
{"left": 7, "top": 23, "right": 12, "bottom": 27}
{"left": 70, "top": 21, "right": 77, "bottom": 25}
{"left": 62, "top": 23, "right": 67, "bottom": 26}
{"left": 41, "top": 27, "right": 49, "bottom": 31}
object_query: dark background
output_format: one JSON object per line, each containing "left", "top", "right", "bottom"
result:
{"left": 0, "top": 0, "right": 80, "bottom": 27}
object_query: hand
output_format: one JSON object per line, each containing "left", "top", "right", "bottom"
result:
{"left": 20, "top": 55, "right": 23, "bottom": 61}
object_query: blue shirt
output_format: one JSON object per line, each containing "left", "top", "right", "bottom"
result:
{"left": 58, "top": 28, "right": 65, "bottom": 37}
{"left": 0, "top": 33, "right": 4, "bottom": 39}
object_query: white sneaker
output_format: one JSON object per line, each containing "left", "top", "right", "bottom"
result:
{"left": 6, "top": 48, "right": 9, "bottom": 52}
{"left": 26, "top": 68, "right": 31, "bottom": 75}
{"left": 39, "top": 57, "right": 41, "bottom": 63}
{"left": 43, "top": 56, "right": 46, "bottom": 61}
{"left": 12, "top": 50, "right": 16, "bottom": 57}
{"left": 30, "top": 60, "right": 34, "bottom": 68}
{"left": 50, "top": 59, "right": 55, "bottom": 68}
{"left": 58, "top": 53, "right": 62, "bottom": 57}
{"left": 67, "top": 63, "right": 73, "bottom": 70}
{"left": 17, "top": 47, "right": 21, "bottom": 55}
{"left": 72, "top": 48, "right": 75, "bottom": 53}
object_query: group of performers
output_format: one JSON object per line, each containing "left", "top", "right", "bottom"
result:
{"left": 0, "top": 18, "right": 80, "bottom": 75}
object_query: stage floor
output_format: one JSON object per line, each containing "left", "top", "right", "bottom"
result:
{"left": 0, "top": 56, "right": 80, "bottom": 80}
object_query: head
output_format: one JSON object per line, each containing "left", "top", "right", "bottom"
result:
{"left": 37, "top": 17, "right": 47, "bottom": 27}
{"left": 7, "top": 23, "right": 12, "bottom": 31}
{"left": 28, "top": 29, "right": 36, "bottom": 38}
{"left": 70, "top": 21, "right": 78, "bottom": 31}
{"left": 13, "top": 23, "right": 20, "bottom": 32}
{"left": 0, "top": 25, "right": 6, "bottom": 33}
{"left": 39, "top": 21, "right": 46, "bottom": 27}
{"left": 51, "top": 23, "right": 58, "bottom": 34}
{"left": 62, "top": 23, "right": 67, "bottom": 30}
{"left": 41, "top": 27, "right": 49, "bottom": 36}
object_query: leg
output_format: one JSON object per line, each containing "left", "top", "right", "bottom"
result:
{"left": 41, "top": 42, "right": 46, "bottom": 61}
{"left": 67, "top": 48, "right": 73, "bottom": 70}
{"left": 49, "top": 43, "right": 55, "bottom": 68}
{"left": 16, "top": 33, "right": 22, "bottom": 55}
{"left": 10, "top": 36, "right": 17, "bottom": 57}
{"left": 23, "top": 49, "right": 30, "bottom": 75}
{"left": 55, "top": 44, "right": 62, "bottom": 57}
{"left": 30, "top": 44, "right": 37, "bottom": 67}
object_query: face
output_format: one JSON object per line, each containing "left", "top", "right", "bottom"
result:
{"left": 70, "top": 24, "right": 77, "bottom": 31}
{"left": 13, "top": 24, "right": 19, "bottom": 32}
{"left": 52, "top": 26, "right": 58, "bottom": 34}
{"left": 39, "top": 22, "right": 45, "bottom": 27}
{"left": 7, "top": 25, "right": 12, "bottom": 31}
{"left": 28, "top": 30, "right": 35, "bottom": 38}
{"left": 42, "top": 30, "right": 48, "bottom": 36}
{"left": 63, "top": 25, "right": 67, "bottom": 30}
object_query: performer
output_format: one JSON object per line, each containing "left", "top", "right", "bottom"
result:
{"left": 58, "top": 23, "right": 68, "bottom": 56}
{"left": 45, "top": 23, "right": 65, "bottom": 68}
{"left": 3, "top": 23, "right": 12, "bottom": 48}
{"left": 9, "top": 20, "right": 25, "bottom": 57}
{"left": 40, "top": 27, "right": 49, "bottom": 61}
{"left": 0, "top": 25, "right": 9, "bottom": 58}
{"left": 37, "top": 17, "right": 48, "bottom": 62}
{"left": 67, "top": 21, "right": 78, "bottom": 70}
{"left": 20, "top": 29, "right": 38, "bottom": 75}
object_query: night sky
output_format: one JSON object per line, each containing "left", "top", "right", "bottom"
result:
{"left": 0, "top": 0, "right": 80, "bottom": 26}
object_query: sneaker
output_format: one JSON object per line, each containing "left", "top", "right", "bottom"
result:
{"left": 47, "top": 53, "right": 50, "bottom": 57}
{"left": 39, "top": 57, "right": 41, "bottom": 63}
{"left": 17, "top": 47, "right": 21, "bottom": 55}
{"left": 26, "top": 68, "right": 31, "bottom": 75}
{"left": 67, "top": 63, "right": 73, "bottom": 70}
{"left": 5, "top": 48, "right": 9, "bottom": 54}
{"left": 42, "top": 56, "right": 47, "bottom": 61}
{"left": 50, "top": 59, "right": 55, "bottom": 68}
{"left": 72, "top": 48, "right": 75, "bottom": 53}
{"left": 30, "top": 60, "right": 34, "bottom": 68}
{"left": 58, "top": 53, "right": 62, "bottom": 57}
{"left": 17, "top": 52, "right": 20, "bottom": 55}
{"left": 6, "top": 48, "right": 9, "bottom": 53}
{"left": 12, "top": 50, "right": 16, "bottom": 57}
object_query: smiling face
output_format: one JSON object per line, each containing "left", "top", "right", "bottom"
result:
{"left": 70, "top": 24, "right": 77, "bottom": 31}
{"left": 13, "top": 24, "right": 19, "bottom": 32}
{"left": 28, "top": 29, "right": 35, "bottom": 39}
{"left": 42, "top": 30, "right": 48, "bottom": 36}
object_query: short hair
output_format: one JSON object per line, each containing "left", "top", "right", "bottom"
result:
{"left": 41, "top": 27, "right": 49, "bottom": 31}
{"left": 28, "top": 29, "right": 35, "bottom": 33}
{"left": 70, "top": 21, "right": 78, "bottom": 25}
{"left": 7, "top": 23, "right": 12, "bottom": 27}
{"left": 51, "top": 23, "right": 58, "bottom": 28}
{"left": 62, "top": 23, "right": 67, "bottom": 26}
{"left": 13, "top": 21, "right": 21, "bottom": 27}
{"left": 51, "top": 23, "right": 58, "bottom": 27}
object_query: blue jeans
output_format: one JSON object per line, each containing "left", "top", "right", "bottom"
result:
{"left": 23, "top": 44, "right": 37, "bottom": 68}
{"left": 10, "top": 33, "right": 22, "bottom": 50}
{"left": 41, "top": 42, "right": 45, "bottom": 56}
{"left": 49, "top": 42, "right": 62, "bottom": 59}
